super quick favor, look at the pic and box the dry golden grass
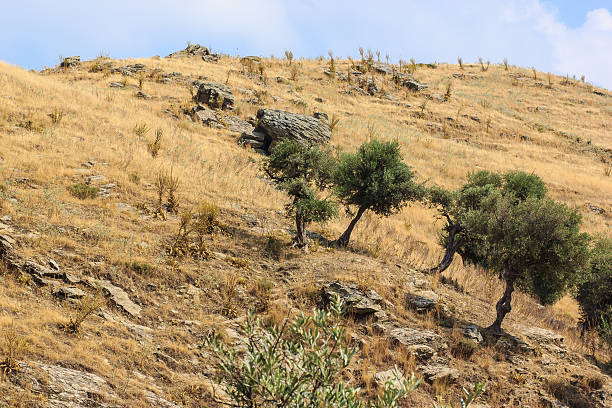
[0,53,610,406]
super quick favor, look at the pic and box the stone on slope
[195,81,234,110]
[54,286,86,300]
[87,278,141,317]
[167,43,211,58]
[389,327,447,354]
[193,105,254,134]
[421,365,460,383]
[240,108,332,153]
[321,281,386,320]
[60,56,81,68]
[405,290,439,313]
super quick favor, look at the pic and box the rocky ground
[0,45,610,407]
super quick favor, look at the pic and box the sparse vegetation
[457,57,463,70]
[147,127,163,157]
[0,327,28,376]
[68,183,99,199]
[60,294,106,334]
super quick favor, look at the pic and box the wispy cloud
[1,0,610,88]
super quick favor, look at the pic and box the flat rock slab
[54,286,86,300]
[389,327,447,353]
[193,105,254,134]
[87,278,141,317]
[406,290,439,313]
[421,365,459,383]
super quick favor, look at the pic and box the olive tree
[333,139,423,247]
[426,170,547,273]
[467,193,589,331]
[427,170,589,331]
[264,139,337,247]
[576,237,612,345]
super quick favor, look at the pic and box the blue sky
[1,1,611,88]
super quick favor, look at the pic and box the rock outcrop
[192,105,253,134]
[195,81,234,110]
[239,108,331,153]
[167,43,211,58]
[60,56,81,68]
[321,281,387,320]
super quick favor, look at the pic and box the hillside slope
[0,48,611,407]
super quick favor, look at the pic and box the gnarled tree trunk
[488,272,516,332]
[426,223,461,274]
[335,206,367,247]
[295,214,307,248]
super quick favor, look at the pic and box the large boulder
[195,81,234,110]
[240,108,331,153]
[192,105,254,134]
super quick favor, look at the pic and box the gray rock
[31,362,116,408]
[321,282,384,319]
[463,324,484,343]
[374,369,404,389]
[23,260,66,283]
[86,175,106,184]
[372,62,394,75]
[389,327,447,353]
[146,390,182,408]
[195,81,234,110]
[116,202,134,212]
[242,108,332,153]
[111,63,145,76]
[404,79,429,91]
[87,278,141,317]
[421,365,459,383]
[54,286,86,300]
[109,82,124,88]
[202,54,220,63]
[60,56,81,68]
[406,290,439,313]
[167,44,211,58]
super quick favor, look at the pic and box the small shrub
[503,58,509,71]
[0,327,28,376]
[203,295,422,408]
[252,278,273,312]
[128,173,140,184]
[451,338,478,359]
[48,109,64,125]
[457,57,464,70]
[129,261,153,275]
[443,81,453,101]
[69,183,99,199]
[329,113,340,134]
[221,273,239,318]
[532,67,537,80]
[154,171,168,217]
[478,58,490,72]
[290,64,299,81]
[60,295,106,334]
[166,168,180,214]
[604,163,611,177]
[284,50,293,64]
[147,128,163,158]
[133,122,150,138]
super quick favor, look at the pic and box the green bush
[204,296,420,408]
[576,237,612,347]
[69,183,99,199]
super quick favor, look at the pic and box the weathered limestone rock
[372,62,394,75]
[389,327,447,354]
[54,286,86,300]
[421,365,460,383]
[60,56,81,68]
[405,290,440,313]
[167,43,210,58]
[192,105,254,134]
[321,282,386,319]
[87,278,141,317]
[195,81,234,110]
[240,108,332,153]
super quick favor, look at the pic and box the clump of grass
[69,183,99,199]
[48,109,64,125]
[547,72,553,88]
[133,122,150,138]
[154,170,169,218]
[328,51,335,77]
[129,173,140,184]
[419,99,428,117]
[290,64,299,81]
[443,81,453,101]
[604,163,611,177]
[147,128,163,158]
[129,260,153,275]
[451,338,478,359]
[457,57,464,70]
[221,273,239,318]
[0,327,28,376]
[60,294,106,334]
[252,278,273,312]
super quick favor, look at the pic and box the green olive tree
[264,139,337,248]
[333,139,424,247]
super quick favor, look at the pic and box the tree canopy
[333,139,423,247]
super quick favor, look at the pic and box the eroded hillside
[0,46,611,407]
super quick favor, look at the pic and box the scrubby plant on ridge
[333,139,424,247]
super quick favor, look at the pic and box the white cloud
[1,1,610,88]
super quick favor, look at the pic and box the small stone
[109,82,125,88]
[135,91,152,100]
